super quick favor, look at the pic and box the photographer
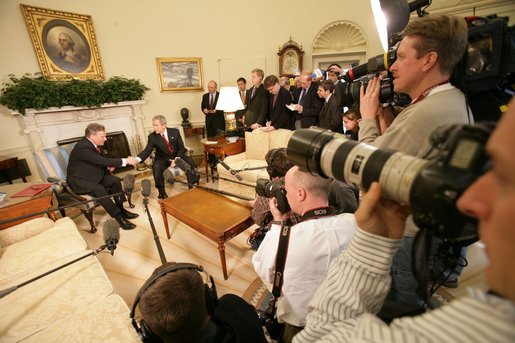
[252,166,357,342]
[293,99,515,343]
[358,15,474,307]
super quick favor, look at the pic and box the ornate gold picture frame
[156,57,203,92]
[21,4,104,80]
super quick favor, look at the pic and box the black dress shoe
[116,216,136,230]
[121,209,139,219]
[158,191,168,199]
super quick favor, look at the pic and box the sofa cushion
[244,129,270,160]
[0,254,114,342]
[0,217,87,281]
[0,217,55,247]
[269,129,294,150]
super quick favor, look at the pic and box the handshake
[126,156,139,166]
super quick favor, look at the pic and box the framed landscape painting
[156,57,203,92]
[21,5,104,80]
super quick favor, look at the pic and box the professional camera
[287,124,493,241]
[339,74,395,107]
[255,178,291,214]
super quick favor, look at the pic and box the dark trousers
[153,156,199,190]
[280,324,303,343]
[90,174,126,217]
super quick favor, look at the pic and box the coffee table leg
[204,150,209,183]
[160,202,171,239]
[218,241,228,280]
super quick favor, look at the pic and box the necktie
[299,89,306,105]
[161,133,173,155]
[273,94,278,108]
[241,91,246,104]
[251,87,256,99]
[95,146,102,154]
[209,94,214,109]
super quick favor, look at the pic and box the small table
[201,138,245,182]
[183,125,206,138]
[0,183,56,230]
[0,156,27,184]
[160,188,253,280]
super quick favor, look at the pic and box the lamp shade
[215,87,245,112]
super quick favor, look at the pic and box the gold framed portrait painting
[156,57,203,92]
[21,5,104,80]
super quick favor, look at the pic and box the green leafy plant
[0,74,150,115]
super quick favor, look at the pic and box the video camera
[286,124,493,241]
[255,178,291,214]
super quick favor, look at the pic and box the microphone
[174,157,192,173]
[218,159,243,181]
[163,169,176,185]
[123,174,136,208]
[141,179,151,198]
[103,219,120,254]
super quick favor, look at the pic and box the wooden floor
[73,176,260,309]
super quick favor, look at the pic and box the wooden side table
[183,126,206,138]
[0,183,56,230]
[0,156,27,184]
[160,188,253,279]
[201,138,246,182]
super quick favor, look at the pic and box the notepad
[11,183,53,197]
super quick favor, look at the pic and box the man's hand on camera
[355,182,411,239]
[269,197,288,222]
[359,77,381,120]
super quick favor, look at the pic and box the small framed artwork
[21,4,104,80]
[156,57,203,92]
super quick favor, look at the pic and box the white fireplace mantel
[13,100,147,155]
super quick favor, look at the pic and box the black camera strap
[267,219,292,320]
[300,206,337,222]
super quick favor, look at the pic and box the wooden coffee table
[160,188,253,279]
[0,183,56,230]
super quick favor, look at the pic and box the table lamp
[215,86,244,138]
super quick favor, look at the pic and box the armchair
[33,145,99,233]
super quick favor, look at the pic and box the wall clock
[278,38,304,77]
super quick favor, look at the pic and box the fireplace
[57,131,133,174]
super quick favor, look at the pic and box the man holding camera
[293,99,515,342]
[356,15,473,308]
[252,166,357,342]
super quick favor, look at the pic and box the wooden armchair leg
[59,208,67,218]
[82,209,97,233]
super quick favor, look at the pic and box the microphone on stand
[163,169,176,185]
[0,220,121,299]
[140,178,167,265]
[217,159,243,181]
[102,219,120,255]
[123,174,136,208]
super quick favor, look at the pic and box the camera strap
[300,206,337,222]
[268,219,293,320]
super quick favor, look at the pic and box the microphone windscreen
[163,169,175,184]
[123,174,136,193]
[103,219,120,243]
[141,179,151,197]
[174,157,192,173]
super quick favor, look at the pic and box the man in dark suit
[67,123,139,230]
[245,68,269,129]
[317,80,344,133]
[293,74,324,128]
[262,75,295,131]
[201,80,225,138]
[235,77,247,130]
[134,115,199,199]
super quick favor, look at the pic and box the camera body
[287,124,492,240]
[339,74,395,107]
[255,178,291,214]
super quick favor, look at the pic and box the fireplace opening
[57,131,134,174]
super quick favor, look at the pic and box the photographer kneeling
[252,166,357,342]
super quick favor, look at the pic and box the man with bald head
[293,74,324,129]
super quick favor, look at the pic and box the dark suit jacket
[318,94,343,133]
[201,91,221,113]
[66,137,123,193]
[245,84,269,127]
[268,87,295,130]
[137,128,187,162]
[294,84,324,128]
